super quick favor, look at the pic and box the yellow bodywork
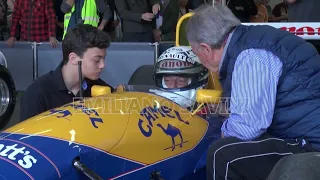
[2,12,225,167]
[4,91,209,165]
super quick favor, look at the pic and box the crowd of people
[0,0,318,46]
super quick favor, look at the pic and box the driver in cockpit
[153,46,209,110]
[153,46,223,175]
[153,46,229,118]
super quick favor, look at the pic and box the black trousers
[206,134,318,180]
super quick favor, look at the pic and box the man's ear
[199,43,213,60]
[199,43,212,53]
[69,52,79,65]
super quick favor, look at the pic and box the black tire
[128,65,156,86]
[267,152,320,180]
[0,65,16,130]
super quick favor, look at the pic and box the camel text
[63,103,104,128]
[138,105,189,137]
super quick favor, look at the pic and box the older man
[186,4,320,180]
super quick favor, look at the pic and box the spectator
[155,0,171,31]
[0,0,8,40]
[115,0,160,42]
[226,0,258,22]
[60,0,110,39]
[55,0,64,41]
[7,0,58,48]
[250,0,268,22]
[285,0,320,22]
[272,0,288,22]
[263,0,273,20]
[6,0,19,40]
[98,0,119,41]
[154,0,193,42]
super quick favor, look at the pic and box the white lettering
[158,53,197,64]
[160,60,192,68]
[0,143,37,169]
[18,152,37,169]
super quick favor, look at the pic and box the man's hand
[152,3,161,15]
[153,29,162,42]
[98,20,108,31]
[56,21,64,29]
[141,13,155,21]
[98,25,104,30]
[49,36,58,48]
[112,20,120,28]
[7,0,15,11]
[6,37,16,47]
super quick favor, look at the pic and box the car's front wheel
[0,65,16,130]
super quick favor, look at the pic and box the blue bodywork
[0,115,221,180]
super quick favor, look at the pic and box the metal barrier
[1,41,175,91]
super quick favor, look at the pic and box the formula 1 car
[0,84,222,180]
[1,11,319,180]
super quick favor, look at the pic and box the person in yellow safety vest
[60,0,112,39]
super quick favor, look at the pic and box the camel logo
[138,106,189,151]
[45,109,72,120]
[156,123,187,151]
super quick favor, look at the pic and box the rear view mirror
[192,89,223,116]
[91,85,112,97]
[196,89,223,104]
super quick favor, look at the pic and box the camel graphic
[157,123,184,151]
[46,109,72,120]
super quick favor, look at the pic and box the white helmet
[153,46,208,108]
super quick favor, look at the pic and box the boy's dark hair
[62,24,111,64]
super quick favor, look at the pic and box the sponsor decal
[47,102,104,129]
[158,49,197,64]
[280,26,320,36]
[0,143,37,169]
[159,60,193,69]
[138,105,189,151]
[65,103,104,128]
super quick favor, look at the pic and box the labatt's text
[0,143,37,169]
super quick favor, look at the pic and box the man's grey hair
[186,4,241,49]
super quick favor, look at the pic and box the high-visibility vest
[63,0,100,39]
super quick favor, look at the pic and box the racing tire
[128,65,156,86]
[0,65,16,130]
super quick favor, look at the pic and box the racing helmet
[153,46,208,107]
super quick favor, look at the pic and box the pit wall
[1,42,175,91]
